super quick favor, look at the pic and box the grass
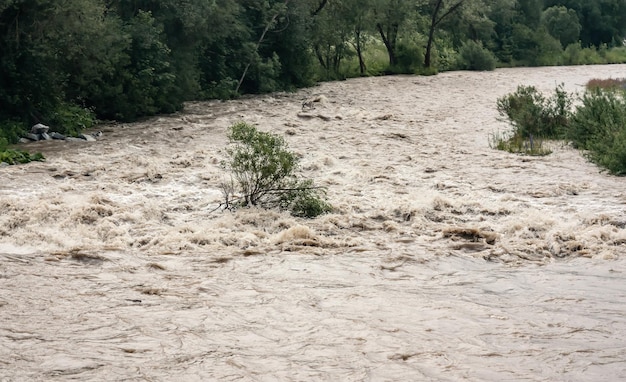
[489,131,552,156]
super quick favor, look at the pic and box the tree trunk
[236,0,290,94]
[424,0,465,68]
[376,23,398,67]
[355,30,366,75]
[314,45,327,69]
[424,0,443,68]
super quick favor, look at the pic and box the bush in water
[222,122,331,217]
[495,83,626,174]
[570,88,626,175]
[494,84,570,156]
[0,138,44,165]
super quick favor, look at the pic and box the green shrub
[569,89,626,150]
[279,179,332,218]
[0,120,28,144]
[0,147,44,165]
[561,43,614,65]
[457,40,497,71]
[497,83,626,174]
[584,126,626,175]
[497,85,545,138]
[416,66,439,76]
[496,84,571,140]
[494,84,572,156]
[569,88,626,174]
[534,33,564,66]
[203,78,239,100]
[0,132,45,165]
[49,103,97,137]
[223,122,331,217]
[488,130,552,156]
[391,42,422,74]
[435,42,460,72]
[600,46,626,64]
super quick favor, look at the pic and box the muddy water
[1,65,626,380]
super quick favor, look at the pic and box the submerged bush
[0,149,45,165]
[222,122,331,217]
[494,84,571,155]
[488,131,552,156]
[0,138,44,165]
[496,84,571,140]
[496,82,626,174]
[570,88,626,174]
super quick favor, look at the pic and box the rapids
[1,65,625,380]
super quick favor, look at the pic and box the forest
[1,0,626,147]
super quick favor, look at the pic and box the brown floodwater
[1,65,625,381]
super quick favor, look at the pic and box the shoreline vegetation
[493,78,626,174]
[2,1,626,171]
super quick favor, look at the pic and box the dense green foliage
[497,84,571,139]
[569,89,626,174]
[223,122,331,217]
[0,137,44,165]
[457,40,498,71]
[496,84,626,174]
[492,85,566,155]
[2,0,626,150]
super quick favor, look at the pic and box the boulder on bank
[31,123,50,134]
[79,133,97,142]
[20,129,101,143]
[26,133,40,141]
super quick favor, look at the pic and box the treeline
[1,0,626,144]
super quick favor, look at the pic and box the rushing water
[1,65,626,380]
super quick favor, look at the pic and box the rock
[40,132,52,140]
[19,138,30,144]
[50,132,66,140]
[65,137,85,142]
[31,123,49,134]
[0,162,9,167]
[79,133,97,142]
[26,133,40,141]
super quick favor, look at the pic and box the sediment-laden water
[1,65,625,381]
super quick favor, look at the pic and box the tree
[372,0,414,67]
[544,0,626,47]
[0,0,120,135]
[223,122,331,217]
[225,0,315,94]
[542,6,581,48]
[422,0,466,68]
[310,5,351,78]
[446,0,495,44]
[235,0,291,93]
[488,0,517,63]
[515,0,542,28]
[80,9,180,121]
[340,0,375,75]
[309,0,372,78]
